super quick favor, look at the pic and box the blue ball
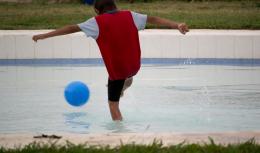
[64,81,90,107]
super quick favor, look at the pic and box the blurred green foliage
[0,0,259,29]
[1,138,260,153]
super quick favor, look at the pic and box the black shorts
[107,79,126,102]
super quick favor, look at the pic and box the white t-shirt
[78,11,147,40]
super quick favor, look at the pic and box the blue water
[0,63,260,134]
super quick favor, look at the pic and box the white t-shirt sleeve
[131,11,147,31]
[78,17,99,40]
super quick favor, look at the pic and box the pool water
[0,64,260,134]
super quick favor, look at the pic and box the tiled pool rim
[0,30,260,60]
[1,132,260,148]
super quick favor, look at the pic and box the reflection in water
[102,121,132,133]
[63,112,90,133]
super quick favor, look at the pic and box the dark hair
[94,0,117,14]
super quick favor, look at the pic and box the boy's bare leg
[108,102,122,121]
[121,77,133,97]
[108,77,133,121]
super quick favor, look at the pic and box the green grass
[1,138,260,153]
[0,1,260,29]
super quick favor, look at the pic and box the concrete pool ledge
[1,132,260,148]
[0,29,260,60]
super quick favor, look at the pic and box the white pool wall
[0,29,260,59]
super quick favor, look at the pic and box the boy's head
[94,0,117,15]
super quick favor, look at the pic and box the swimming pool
[0,61,260,134]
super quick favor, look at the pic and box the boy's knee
[109,101,119,108]
[124,77,133,88]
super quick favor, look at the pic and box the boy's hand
[32,25,81,42]
[177,23,189,35]
[32,34,45,42]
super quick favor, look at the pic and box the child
[32,0,189,121]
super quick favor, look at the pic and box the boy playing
[32,0,189,121]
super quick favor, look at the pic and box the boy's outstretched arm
[32,25,81,42]
[147,16,189,34]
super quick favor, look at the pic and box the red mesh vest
[95,11,141,80]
